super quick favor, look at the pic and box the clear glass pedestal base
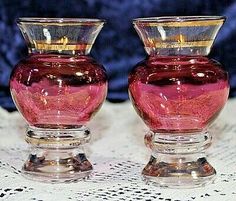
[22,126,92,183]
[143,131,216,188]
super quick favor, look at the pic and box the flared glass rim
[16,17,105,24]
[133,16,226,23]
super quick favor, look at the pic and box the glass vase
[10,18,107,182]
[129,16,229,188]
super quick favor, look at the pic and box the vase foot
[22,126,92,183]
[142,155,216,188]
[22,152,92,183]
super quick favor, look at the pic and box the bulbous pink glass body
[129,56,229,133]
[10,54,107,129]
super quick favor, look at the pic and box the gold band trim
[135,20,224,27]
[25,136,89,146]
[146,40,213,48]
[34,43,92,51]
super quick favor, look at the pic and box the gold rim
[134,16,225,27]
[17,17,105,26]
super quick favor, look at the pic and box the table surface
[0,100,236,201]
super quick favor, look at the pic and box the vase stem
[143,131,216,188]
[22,126,93,182]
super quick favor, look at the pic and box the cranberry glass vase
[129,16,229,187]
[10,18,107,182]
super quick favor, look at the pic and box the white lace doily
[0,100,236,201]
